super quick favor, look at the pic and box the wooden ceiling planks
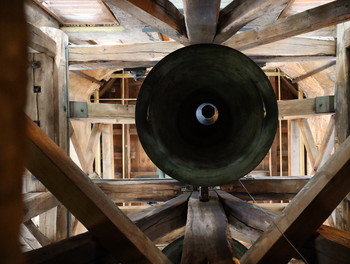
[182,0,220,44]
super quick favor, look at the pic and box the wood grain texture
[23,192,60,221]
[103,0,188,44]
[241,135,350,264]
[181,192,235,264]
[215,0,289,44]
[27,23,56,57]
[334,23,350,231]
[129,192,190,241]
[183,0,220,44]
[224,0,350,50]
[25,116,171,264]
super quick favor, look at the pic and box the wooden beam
[301,225,350,264]
[68,38,334,64]
[313,115,335,172]
[94,176,310,202]
[240,135,350,264]
[219,191,350,264]
[334,23,350,231]
[181,191,235,264]
[70,71,104,86]
[95,179,182,202]
[103,0,188,44]
[182,0,220,44]
[27,23,56,57]
[102,124,114,179]
[217,190,278,244]
[24,232,107,264]
[297,118,317,170]
[99,78,116,97]
[215,0,289,44]
[23,192,60,221]
[24,0,59,28]
[25,116,171,264]
[23,220,51,247]
[224,0,350,50]
[84,123,103,171]
[0,0,27,262]
[278,96,335,120]
[70,101,135,124]
[291,61,336,83]
[129,192,190,241]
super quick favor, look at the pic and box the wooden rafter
[215,0,289,44]
[182,0,220,44]
[291,61,336,83]
[103,0,188,45]
[240,135,350,263]
[224,0,350,50]
[25,116,171,264]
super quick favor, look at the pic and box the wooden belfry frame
[1,1,350,264]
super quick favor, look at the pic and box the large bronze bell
[136,44,278,186]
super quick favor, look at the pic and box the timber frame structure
[1,0,350,264]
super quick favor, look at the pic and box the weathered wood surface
[102,124,115,179]
[94,176,310,202]
[278,96,334,120]
[68,38,334,64]
[182,0,220,44]
[334,23,350,231]
[0,1,27,263]
[217,190,277,244]
[98,0,188,44]
[27,23,56,57]
[25,116,171,264]
[23,192,60,221]
[94,178,183,202]
[241,135,350,264]
[181,192,235,264]
[291,61,336,83]
[215,0,289,44]
[129,192,190,241]
[23,220,51,247]
[24,0,59,28]
[224,0,350,50]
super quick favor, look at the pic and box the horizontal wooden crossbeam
[93,176,310,202]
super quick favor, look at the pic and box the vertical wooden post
[41,27,70,241]
[0,0,27,263]
[334,22,350,231]
[102,124,115,179]
[288,120,300,176]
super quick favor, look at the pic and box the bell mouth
[136,44,278,186]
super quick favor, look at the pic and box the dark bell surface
[136,44,278,186]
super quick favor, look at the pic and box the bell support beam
[224,0,350,50]
[103,0,188,45]
[25,115,171,264]
[215,0,289,44]
[240,135,350,264]
[93,176,310,203]
[182,0,220,44]
[181,191,236,264]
